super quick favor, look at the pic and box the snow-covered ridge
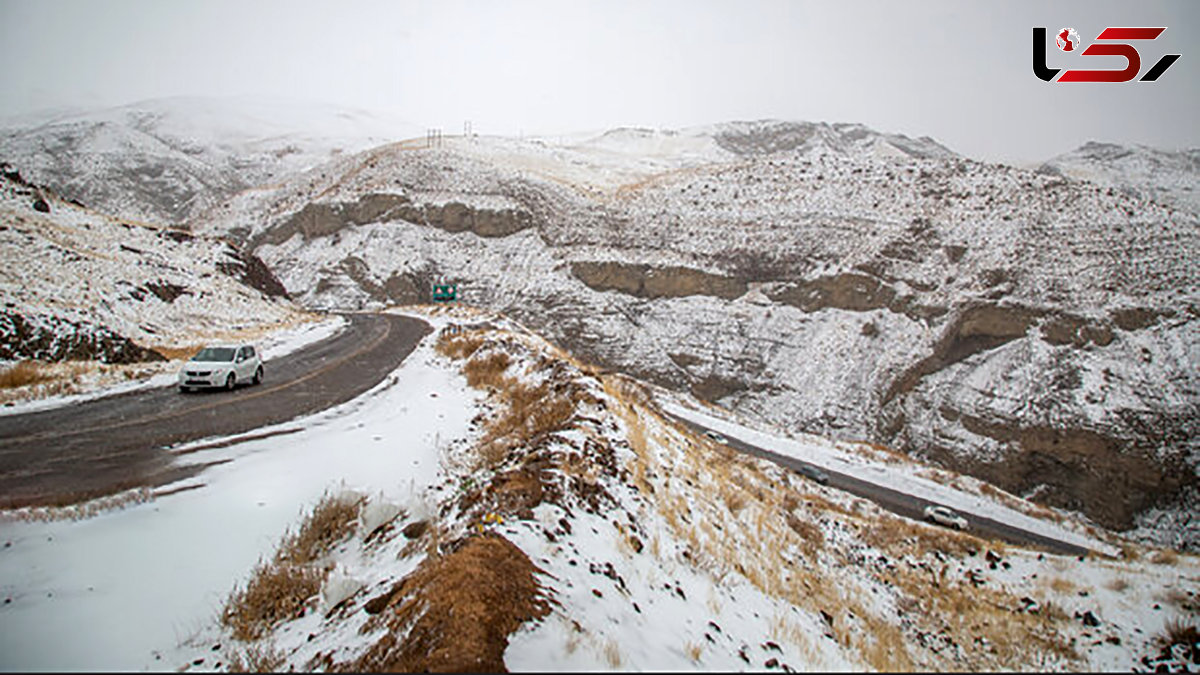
[0,96,424,226]
[191,121,1199,549]
[4,307,1194,672]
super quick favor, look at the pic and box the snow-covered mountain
[191,122,1199,550]
[7,308,1195,672]
[0,97,422,227]
[1038,141,1200,216]
[0,162,301,366]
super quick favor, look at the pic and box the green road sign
[432,284,457,303]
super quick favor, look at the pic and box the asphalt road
[668,414,1092,557]
[0,313,431,509]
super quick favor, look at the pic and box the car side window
[246,346,255,358]
[236,347,247,362]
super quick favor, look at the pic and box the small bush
[1150,549,1179,565]
[462,351,511,389]
[222,492,361,641]
[222,560,323,641]
[278,491,362,565]
[435,330,486,360]
[0,360,55,388]
[1158,617,1199,652]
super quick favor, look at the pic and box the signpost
[432,283,457,303]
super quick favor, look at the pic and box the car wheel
[253,366,263,385]
[225,373,236,390]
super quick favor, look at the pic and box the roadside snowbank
[0,316,477,670]
[661,398,1121,558]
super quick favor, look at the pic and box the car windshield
[191,347,236,362]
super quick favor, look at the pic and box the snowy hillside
[191,122,1200,551]
[1038,142,1200,216]
[0,162,310,402]
[0,97,422,227]
[3,308,1194,672]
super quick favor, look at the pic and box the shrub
[0,360,55,388]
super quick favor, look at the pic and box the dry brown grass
[277,491,362,565]
[434,329,487,360]
[153,344,204,361]
[0,360,56,388]
[349,534,552,672]
[1105,576,1130,593]
[222,492,362,641]
[1159,617,1199,650]
[222,559,324,641]
[861,515,980,559]
[1047,576,1077,595]
[462,351,511,389]
[1150,549,1179,565]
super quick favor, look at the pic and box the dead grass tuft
[0,360,56,388]
[222,492,361,641]
[278,491,363,565]
[221,559,324,641]
[434,329,487,360]
[1105,576,1129,593]
[462,351,511,389]
[1150,549,1179,565]
[1159,617,1199,650]
[350,534,552,672]
[862,516,979,559]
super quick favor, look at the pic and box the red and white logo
[1056,27,1080,51]
[1033,26,1181,82]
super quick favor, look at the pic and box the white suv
[178,344,263,392]
[923,504,968,530]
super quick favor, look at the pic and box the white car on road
[179,344,263,392]
[923,504,968,530]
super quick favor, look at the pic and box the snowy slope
[1039,141,1200,216]
[0,97,422,226]
[193,123,1200,550]
[2,308,1194,672]
[0,163,317,406]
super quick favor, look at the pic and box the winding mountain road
[667,414,1094,557]
[0,313,430,509]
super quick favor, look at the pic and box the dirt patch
[258,193,534,248]
[0,311,165,364]
[926,413,1195,531]
[571,260,747,300]
[884,302,1041,403]
[216,244,290,299]
[349,534,552,673]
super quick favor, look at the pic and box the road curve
[668,414,1092,557]
[0,313,431,509]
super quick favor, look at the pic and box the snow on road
[0,315,478,671]
[660,397,1121,558]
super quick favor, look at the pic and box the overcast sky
[0,0,1195,164]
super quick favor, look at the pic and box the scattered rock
[765,657,779,669]
[401,520,428,539]
[763,641,782,652]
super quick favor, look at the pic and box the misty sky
[0,0,1195,164]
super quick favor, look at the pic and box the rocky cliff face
[190,123,1197,550]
